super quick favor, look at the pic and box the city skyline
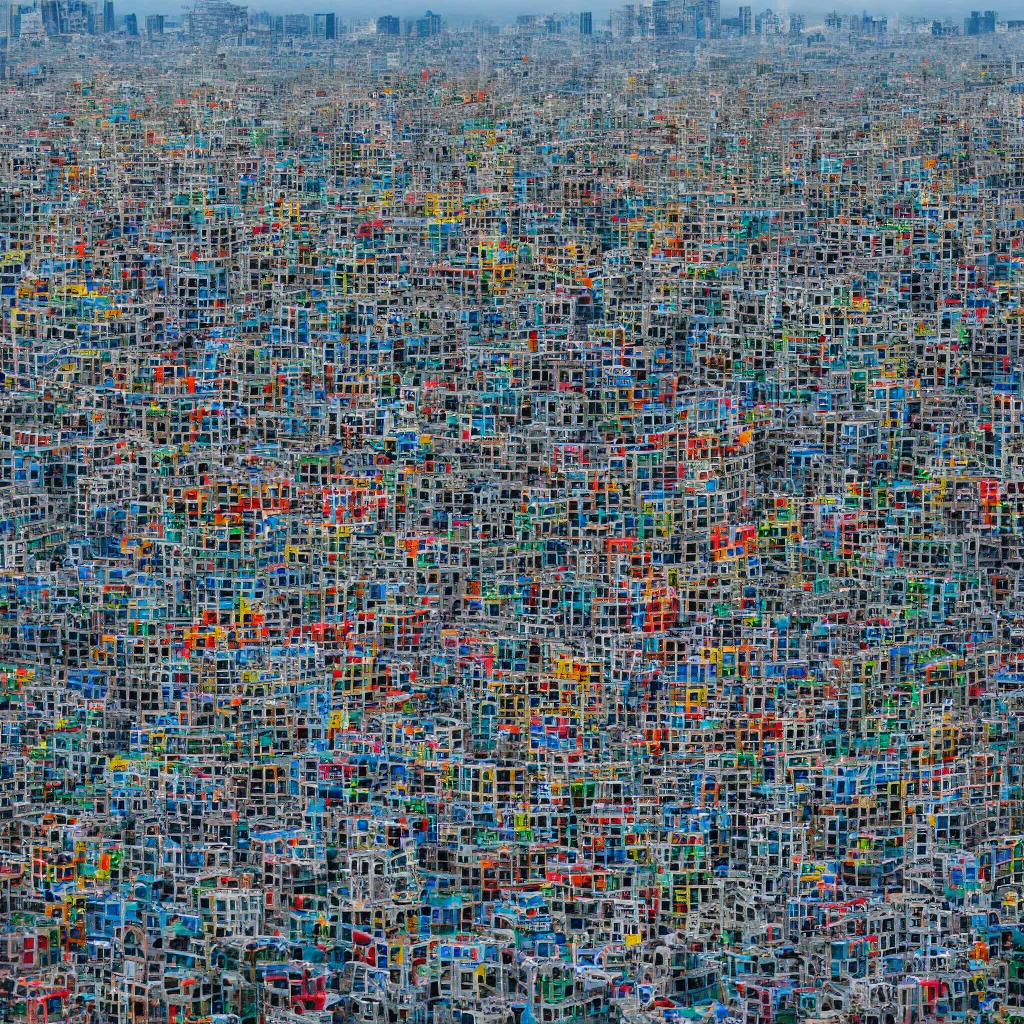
[4,0,1006,27]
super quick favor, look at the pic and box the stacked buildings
[0,15,1017,1024]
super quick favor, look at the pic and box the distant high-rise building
[579,10,592,33]
[755,7,779,34]
[965,9,996,33]
[788,11,803,34]
[847,13,885,35]
[18,6,44,36]
[738,4,751,33]
[704,0,720,36]
[689,3,706,37]
[102,0,114,30]
[284,12,309,34]
[146,13,164,38]
[611,4,642,38]
[313,11,335,37]
[123,10,136,33]
[187,0,247,41]
[38,0,95,34]
[40,0,61,35]
[636,0,717,39]
[652,0,670,36]
[376,14,399,34]
[67,0,95,33]
[415,9,441,36]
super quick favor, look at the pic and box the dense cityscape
[0,8,1018,1024]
